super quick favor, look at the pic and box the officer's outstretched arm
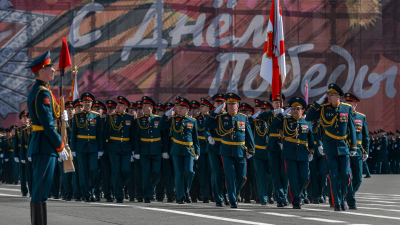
[305,102,322,122]
[270,113,284,129]
[192,121,200,156]
[257,110,273,122]
[244,117,255,154]
[36,90,64,152]
[347,109,358,152]
[158,114,172,130]
[362,117,369,153]
[204,113,218,129]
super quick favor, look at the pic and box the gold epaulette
[39,86,49,91]
[153,115,160,117]
[341,102,352,107]
[238,113,247,116]
[90,111,100,115]
[321,103,331,107]
[23,126,31,131]
[355,111,366,117]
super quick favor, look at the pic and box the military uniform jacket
[204,113,224,155]
[311,119,323,158]
[19,126,31,160]
[27,80,64,157]
[378,135,388,154]
[13,126,24,159]
[67,119,72,145]
[134,114,166,155]
[249,116,269,161]
[271,114,314,161]
[204,112,255,158]
[258,110,283,153]
[159,114,200,157]
[71,110,103,153]
[103,112,135,153]
[348,112,369,156]
[306,102,357,156]
[195,113,208,154]
[0,135,3,155]
[4,137,13,159]
[395,136,400,158]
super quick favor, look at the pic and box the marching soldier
[305,83,357,211]
[251,100,274,205]
[205,94,229,207]
[26,51,70,224]
[14,111,30,196]
[61,101,74,201]
[344,93,369,209]
[103,96,135,203]
[127,101,137,202]
[71,99,84,201]
[133,96,166,203]
[135,100,144,202]
[19,113,33,197]
[271,97,314,209]
[204,93,255,208]
[377,130,391,174]
[71,93,103,203]
[159,97,200,204]
[189,100,201,202]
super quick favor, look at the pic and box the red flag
[59,37,72,70]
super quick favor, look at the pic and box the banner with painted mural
[0,0,399,131]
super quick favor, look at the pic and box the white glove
[134,154,140,160]
[58,158,62,162]
[377,147,380,150]
[362,154,369,162]
[246,153,253,159]
[318,146,325,155]
[350,151,357,157]
[21,160,26,164]
[62,110,68,123]
[316,94,327,105]
[273,108,284,115]
[165,107,174,116]
[98,152,103,159]
[132,151,135,156]
[162,152,169,159]
[130,155,134,162]
[251,111,261,119]
[308,154,313,162]
[5,158,9,162]
[28,157,32,162]
[14,157,19,163]
[282,108,291,116]
[395,144,398,148]
[58,148,69,161]
[0,154,3,158]
[195,155,199,161]
[214,104,224,114]
[278,143,283,150]
[207,136,215,145]
[72,152,76,157]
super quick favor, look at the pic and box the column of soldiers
[3,51,400,224]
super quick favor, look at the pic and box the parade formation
[0,50,398,225]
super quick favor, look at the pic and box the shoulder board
[321,103,331,107]
[90,111,100,115]
[238,113,247,116]
[355,111,366,117]
[39,86,49,91]
[341,102,352,107]
[153,115,160,117]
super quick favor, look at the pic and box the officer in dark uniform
[155,102,175,202]
[133,96,166,203]
[306,83,357,211]
[251,100,274,205]
[103,96,135,203]
[204,93,255,208]
[71,99,84,201]
[136,100,144,117]
[189,100,201,202]
[343,93,369,209]
[19,113,33,197]
[71,93,103,203]
[377,130,390,174]
[26,51,70,224]
[14,111,30,196]
[104,100,118,202]
[271,97,314,209]
[134,100,144,201]
[128,102,138,118]
[126,101,137,201]
[3,127,15,184]
[61,101,74,202]
[159,97,200,204]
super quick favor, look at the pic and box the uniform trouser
[283,159,308,205]
[76,152,99,199]
[127,161,135,200]
[141,154,161,199]
[12,153,19,183]
[222,156,246,204]
[19,162,28,195]
[197,153,211,198]
[254,157,273,203]
[394,158,400,174]
[134,158,144,199]
[155,157,174,200]
[100,153,113,200]
[268,151,289,203]
[309,156,326,201]
[209,152,226,203]
[31,154,56,202]
[241,157,258,201]
[189,160,200,199]
[346,155,363,206]
[109,151,131,200]
[363,160,371,176]
[51,161,62,197]
[62,170,73,199]
[25,160,33,195]
[377,152,391,174]
[72,157,82,199]
[326,154,350,207]
[93,159,102,198]
[172,155,195,201]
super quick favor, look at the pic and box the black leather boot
[32,202,47,225]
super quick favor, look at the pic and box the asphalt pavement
[0,174,399,225]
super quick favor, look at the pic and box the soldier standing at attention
[133,96,166,203]
[71,99,84,201]
[134,100,144,202]
[377,130,390,174]
[25,51,70,224]
[344,93,369,209]
[71,93,103,203]
[103,96,135,203]
[305,83,357,211]
[159,97,200,204]
[61,101,74,201]
[19,113,33,197]
[204,93,255,208]
[14,111,30,196]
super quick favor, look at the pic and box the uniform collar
[229,112,237,117]
[331,102,341,108]
[36,79,50,88]
[292,115,301,120]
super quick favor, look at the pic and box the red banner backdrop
[0,0,399,132]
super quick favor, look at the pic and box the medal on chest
[354,119,362,132]
[301,124,309,133]
[154,121,159,128]
[89,119,96,126]
[339,113,348,123]
[125,120,131,126]
[237,121,245,131]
